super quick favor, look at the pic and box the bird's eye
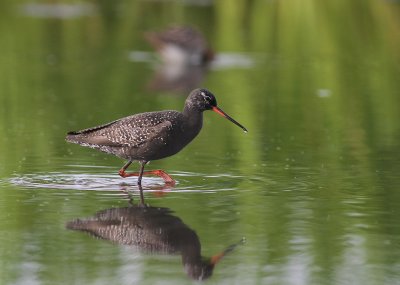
[200,91,211,102]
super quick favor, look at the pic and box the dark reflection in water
[147,64,209,95]
[66,187,244,281]
[144,26,213,94]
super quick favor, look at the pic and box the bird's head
[185,88,217,111]
[185,88,248,133]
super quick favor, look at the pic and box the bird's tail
[65,132,81,144]
[66,218,93,230]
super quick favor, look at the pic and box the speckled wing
[66,111,179,149]
[66,119,123,146]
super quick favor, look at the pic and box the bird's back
[66,110,199,161]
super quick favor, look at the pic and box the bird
[144,26,213,94]
[144,25,214,67]
[66,203,245,280]
[66,88,247,185]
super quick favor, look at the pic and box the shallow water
[1,1,400,284]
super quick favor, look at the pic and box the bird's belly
[134,143,181,161]
[128,131,195,161]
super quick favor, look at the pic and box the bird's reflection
[147,64,209,95]
[66,186,243,281]
[144,25,213,94]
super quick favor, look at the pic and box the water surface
[1,1,400,284]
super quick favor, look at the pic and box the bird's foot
[118,169,175,185]
[119,169,133,178]
[147,170,176,185]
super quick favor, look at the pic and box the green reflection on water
[0,0,399,284]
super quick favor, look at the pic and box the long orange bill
[210,237,246,266]
[212,106,248,133]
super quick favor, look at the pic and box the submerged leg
[118,160,175,185]
[137,184,145,206]
[137,161,146,186]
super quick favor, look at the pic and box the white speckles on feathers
[66,90,210,162]
[66,111,181,157]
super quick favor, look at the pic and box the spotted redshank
[66,88,247,185]
[145,25,214,66]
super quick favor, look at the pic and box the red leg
[119,169,175,185]
[144,170,175,185]
[118,161,175,185]
[119,168,138,177]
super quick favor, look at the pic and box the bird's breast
[130,118,202,161]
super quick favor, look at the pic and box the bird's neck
[183,105,203,122]
[182,105,203,135]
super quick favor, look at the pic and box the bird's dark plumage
[66,88,247,185]
[67,111,185,161]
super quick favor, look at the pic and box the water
[1,1,400,284]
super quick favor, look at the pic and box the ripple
[9,172,132,191]
[8,171,246,193]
